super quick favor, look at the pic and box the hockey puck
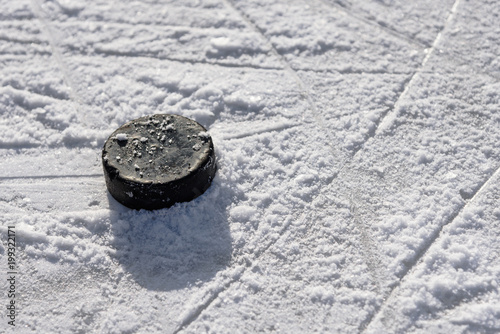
[102,114,216,210]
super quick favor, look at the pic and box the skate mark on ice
[0,35,46,46]
[0,85,71,109]
[30,0,84,106]
[173,213,304,333]
[172,267,245,334]
[65,45,284,71]
[0,142,42,150]
[0,50,52,57]
[354,0,464,331]
[222,0,345,162]
[332,0,463,179]
[0,174,102,181]
[400,163,500,286]
[375,0,462,137]
[363,162,500,332]
[365,172,498,328]
[52,18,247,35]
[315,0,428,49]
[29,0,95,128]
[0,14,35,22]
[85,47,418,76]
[300,67,414,75]
[205,3,388,333]
[221,122,300,140]
[349,193,387,295]
[0,140,101,150]
[353,0,461,164]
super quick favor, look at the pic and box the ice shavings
[198,131,210,139]
[115,133,128,141]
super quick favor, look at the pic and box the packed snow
[1,0,500,333]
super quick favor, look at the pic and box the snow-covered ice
[1,0,500,333]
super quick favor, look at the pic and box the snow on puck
[102,114,217,210]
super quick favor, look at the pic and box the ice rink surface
[1,0,500,333]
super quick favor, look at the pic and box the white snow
[115,133,128,141]
[1,0,500,333]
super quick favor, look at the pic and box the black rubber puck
[102,114,216,210]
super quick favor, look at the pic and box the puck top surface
[102,114,216,210]
[103,114,212,184]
